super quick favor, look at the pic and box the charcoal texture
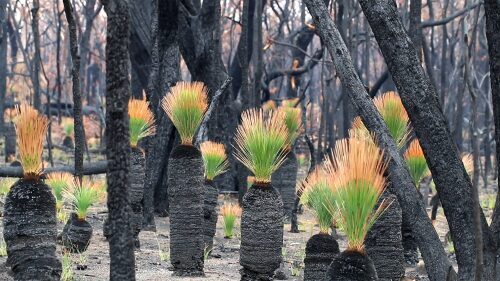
[203,180,218,252]
[3,179,61,280]
[327,250,378,281]
[304,233,340,281]
[365,190,404,280]
[62,212,93,253]
[4,122,15,162]
[271,152,297,219]
[129,147,145,248]
[62,136,74,149]
[402,221,419,265]
[240,184,284,280]
[168,145,205,276]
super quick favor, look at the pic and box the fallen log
[0,161,108,178]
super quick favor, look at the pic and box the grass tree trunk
[4,122,15,162]
[203,179,218,253]
[168,145,205,276]
[365,190,405,280]
[327,251,378,281]
[62,212,93,253]
[129,147,145,248]
[271,151,297,220]
[62,136,74,149]
[3,179,61,280]
[240,184,284,280]
[303,233,339,281]
[402,221,419,265]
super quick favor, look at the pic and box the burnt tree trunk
[31,0,41,111]
[240,184,284,280]
[302,0,455,280]
[4,122,15,162]
[3,179,61,280]
[203,179,219,252]
[271,151,298,220]
[129,147,145,248]
[0,0,6,136]
[103,0,136,279]
[303,233,339,281]
[365,190,404,280]
[63,0,86,182]
[168,145,205,276]
[327,251,378,281]
[62,212,93,253]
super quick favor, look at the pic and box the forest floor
[0,133,497,280]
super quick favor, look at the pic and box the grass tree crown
[299,168,336,234]
[200,141,229,181]
[234,108,290,184]
[161,81,209,145]
[324,137,390,253]
[277,106,302,149]
[129,97,156,147]
[404,139,429,187]
[45,172,73,209]
[63,179,102,220]
[13,104,49,178]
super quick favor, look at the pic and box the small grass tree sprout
[220,202,242,238]
[63,179,101,220]
[45,172,73,211]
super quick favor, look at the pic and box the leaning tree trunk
[4,122,15,162]
[271,151,297,220]
[129,147,145,248]
[303,233,340,281]
[168,144,204,276]
[3,178,61,280]
[62,212,93,253]
[203,179,218,253]
[240,183,284,280]
[327,250,378,281]
[365,190,404,280]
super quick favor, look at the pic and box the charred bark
[168,145,205,276]
[240,184,284,280]
[271,151,298,220]
[327,251,378,281]
[303,233,339,281]
[129,147,145,248]
[62,212,93,253]
[203,179,219,252]
[4,122,15,162]
[3,179,61,280]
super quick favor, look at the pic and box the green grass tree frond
[200,141,229,181]
[233,108,289,183]
[220,202,242,238]
[161,81,208,145]
[45,172,73,210]
[129,97,156,147]
[63,179,102,220]
[325,137,390,253]
[0,178,16,196]
[62,118,74,138]
[278,106,302,149]
[373,91,411,147]
[299,168,336,234]
[404,139,429,187]
[13,104,49,178]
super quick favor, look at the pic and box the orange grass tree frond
[233,108,289,183]
[129,97,156,147]
[325,137,389,252]
[261,100,277,112]
[161,81,208,145]
[373,91,411,148]
[14,104,49,178]
[278,106,302,148]
[404,139,429,187]
[200,141,229,181]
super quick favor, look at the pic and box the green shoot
[129,97,156,147]
[63,179,101,220]
[45,172,73,210]
[278,106,302,148]
[221,202,242,239]
[200,141,229,181]
[0,178,16,196]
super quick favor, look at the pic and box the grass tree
[128,97,155,248]
[271,104,302,220]
[200,141,229,252]
[405,139,429,188]
[62,118,75,149]
[45,172,73,212]
[61,179,101,252]
[220,202,242,239]
[299,168,339,281]
[325,138,390,281]
[3,104,61,280]
[161,81,208,276]
[234,108,289,280]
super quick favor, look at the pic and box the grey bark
[365,191,404,280]
[3,179,61,280]
[303,233,339,281]
[102,0,136,279]
[62,212,93,253]
[168,145,205,276]
[63,0,86,182]
[302,0,455,280]
[129,147,145,248]
[271,151,298,220]
[240,184,284,280]
[203,180,219,252]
